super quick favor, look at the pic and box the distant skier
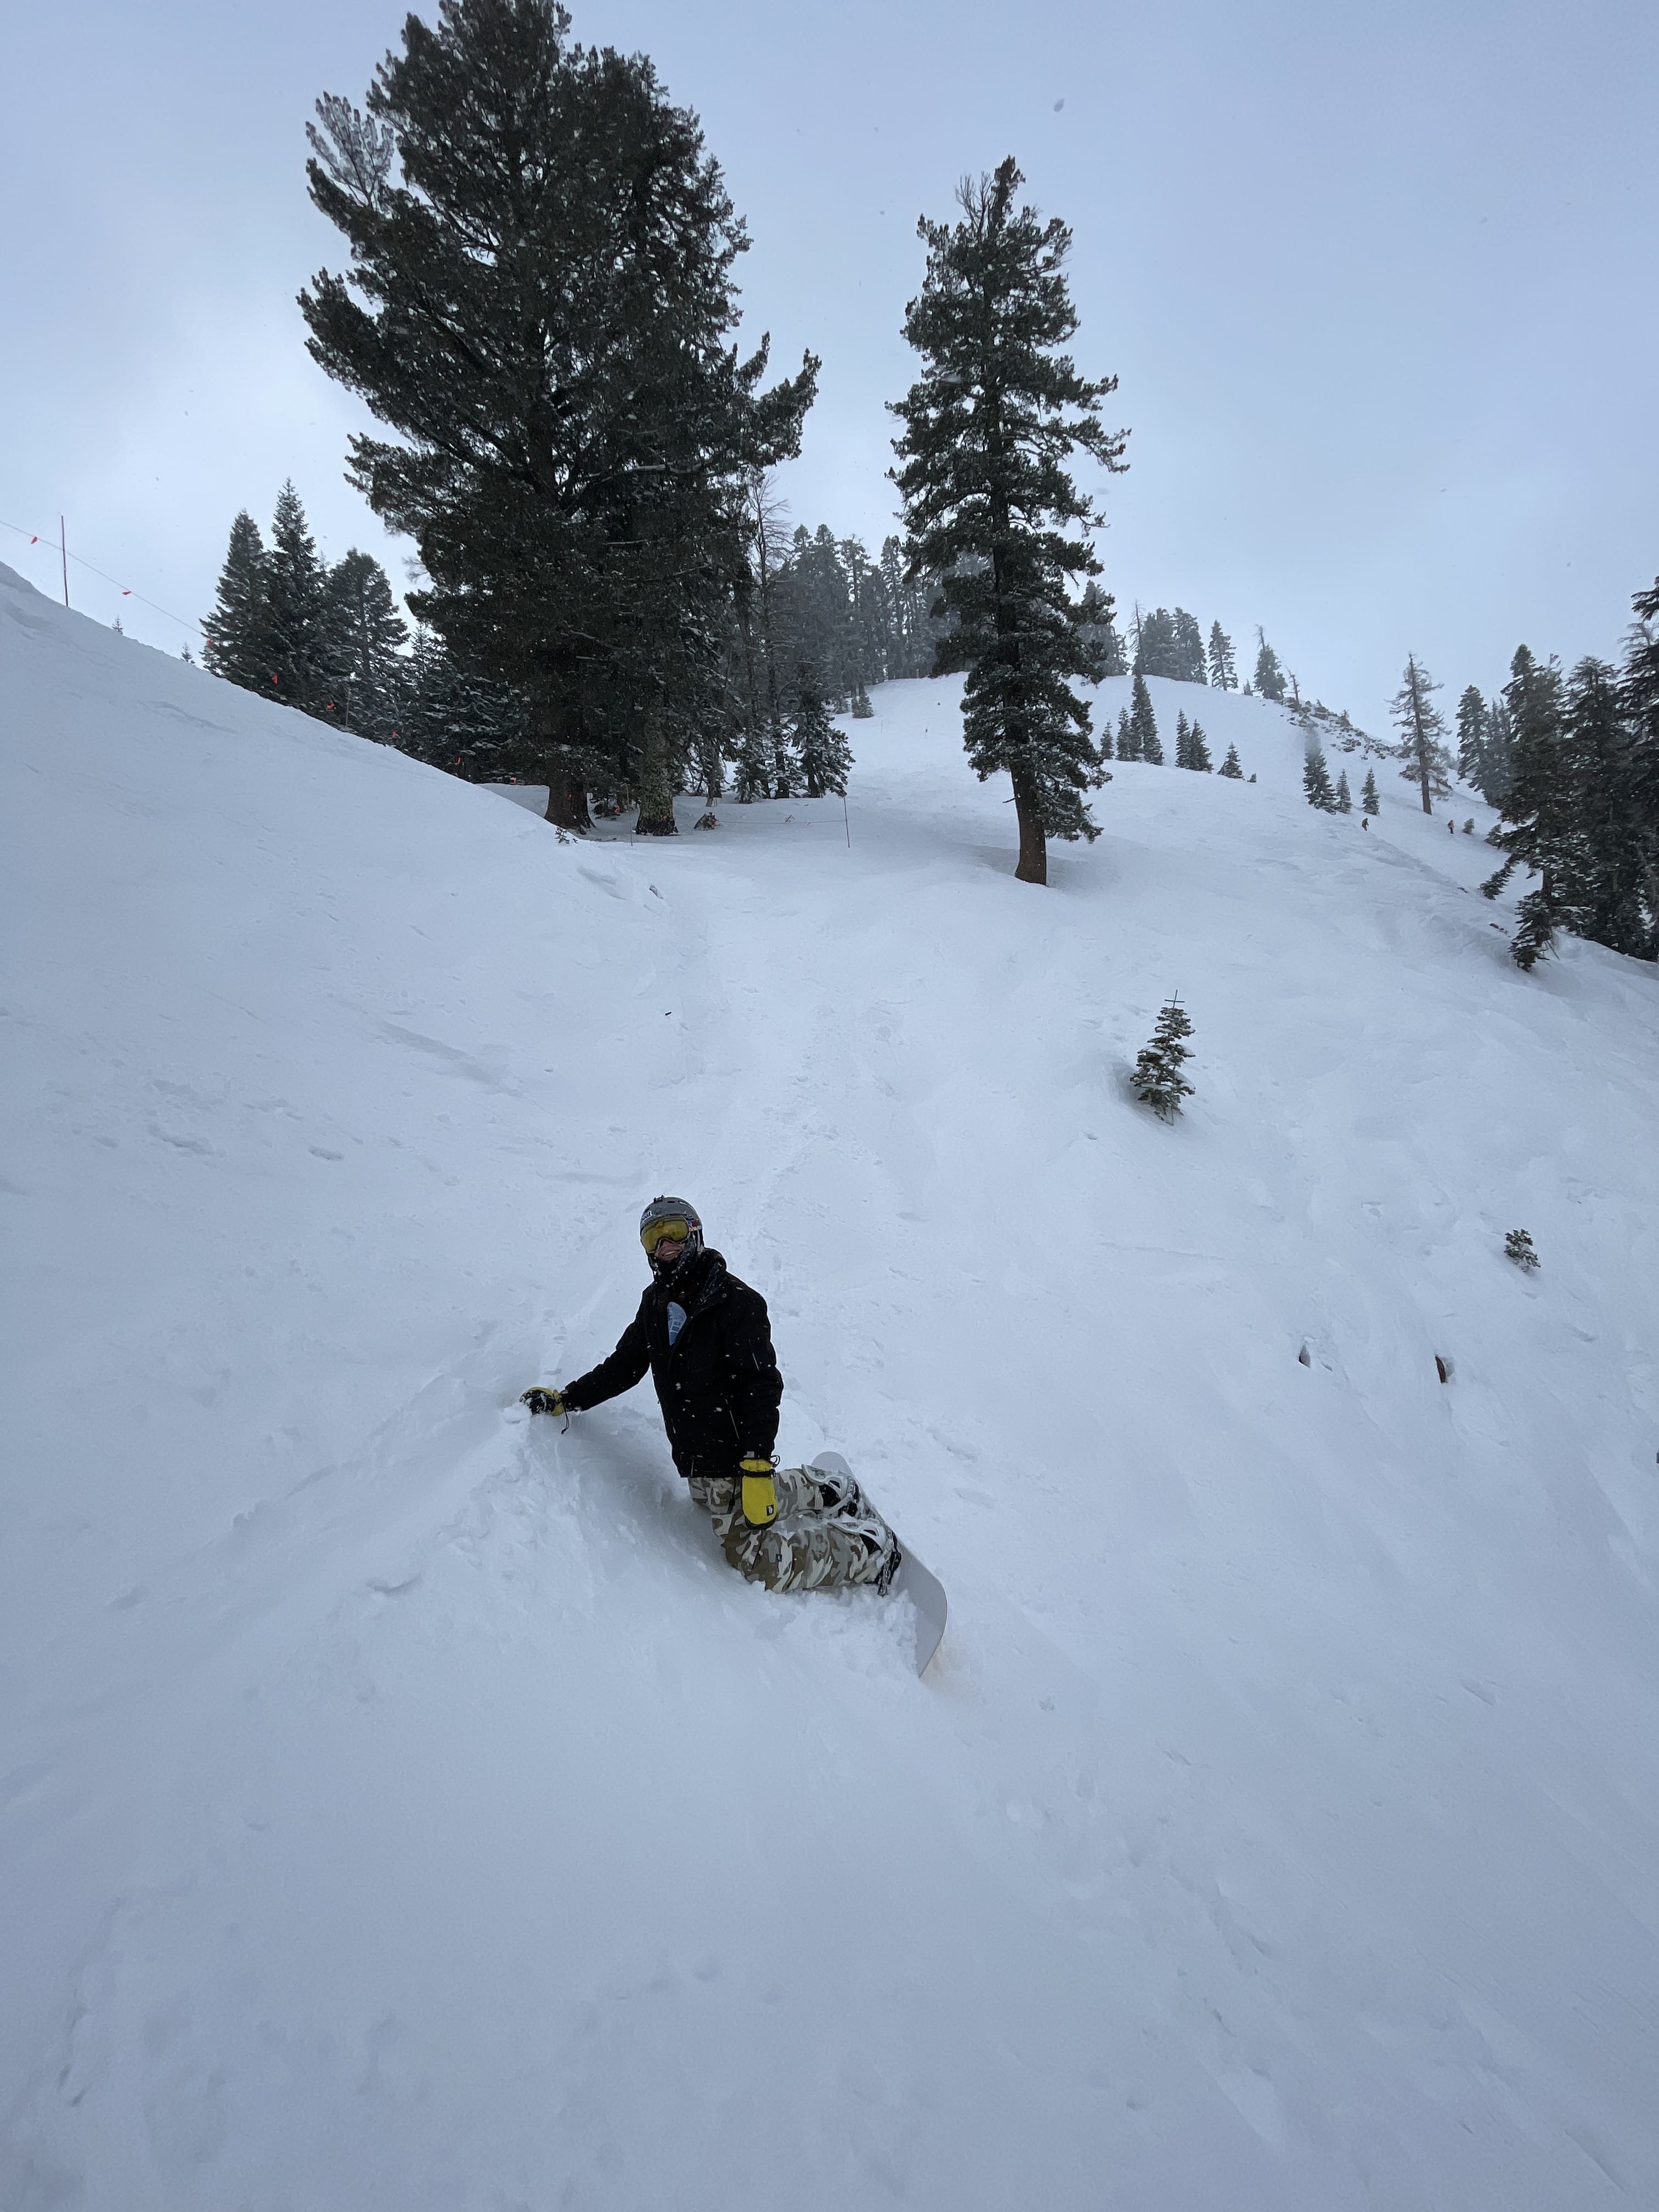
[522,1197,901,1594]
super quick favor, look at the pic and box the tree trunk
[1012,777,1047,884]
[544,768,590,832]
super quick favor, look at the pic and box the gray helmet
[639,1195,704,1276]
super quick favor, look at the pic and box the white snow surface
[4,560,1658,2210]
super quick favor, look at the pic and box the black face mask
[649,1240,697,1284]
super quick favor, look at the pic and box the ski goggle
[640,1215,693,1256]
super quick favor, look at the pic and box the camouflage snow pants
[688,1464,898,1593]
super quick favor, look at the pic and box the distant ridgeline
[1127,604,1381,746]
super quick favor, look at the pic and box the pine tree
[201,510,273,692]
[1128,671,1161,763]
[302,3,817,832]
[1303,746,1336,810]
[264,481,331,714]
[731,712,774,802]
[1175,709,1191,768]
[1207,621,1237,690]
[1188,719,1212,772]
[1455,684,1488,789]
[891,157,1127,883]
[1505,1227,1539,1272]
[1133,607,1178,680]
[1561,654,1649,958]
[1114,706,1133,761]
[398,622,528,780]
[789,660,853,795]
[1131,998,1195,1121]
[1217,742,1244,779]
[1334,768,1352,812]
[1362,766,1380,812]
[1253,629,1287,702]
[1623,577,1659,952]
[321,549,408,739]
[1480,646,1571,967]
[1390,655,1454,814]
[1077,579,1126,675]
[1173,608,1207,684]
[851,677,874,719]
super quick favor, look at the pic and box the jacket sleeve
[563,1294,652,1411]
[724,1286,784,1459]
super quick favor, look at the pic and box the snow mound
[4,561,1658,2210]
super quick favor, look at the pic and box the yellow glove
[739,1457,778,1525]
[521,1386,568,1417]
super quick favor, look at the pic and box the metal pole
[60,517,69,608]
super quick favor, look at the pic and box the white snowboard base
[809,1453,947,1678]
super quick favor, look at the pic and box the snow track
[4,562,1658,2209]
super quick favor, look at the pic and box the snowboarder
[522,1197,902,1595]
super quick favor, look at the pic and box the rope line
[0,518,203,640]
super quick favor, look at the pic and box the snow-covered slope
[4,560,1657,2211]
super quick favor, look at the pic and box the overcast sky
[3,0,1654,729]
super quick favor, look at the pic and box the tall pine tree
[1128,671,1161,763]
[321,548,408,739]
[1303,746,1336,811]
[1481,646,1570,967]
[201,511,274,692]
[891,157,1127,883]
[302,1,816,832]
[1253,628,1287,702]
[1391,655,1454,814]
[1173,608,1207,684]
[1207,621,1236,689]
[264,481,331,714]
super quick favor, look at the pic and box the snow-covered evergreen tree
[321,549,407,740]
[1254,629,1288,702]
[1173,609,1208,684]
[1114,706,1133,761]
[1175,709,1192,768]
[1188,719,1212,772]
[1481,646,1571,966]
[1077,579,1127,676]
[1455,684,1488,789]
[892,159,1127,884]
[1217,742,1244,779]
[1131,998,1195,1121]
[1303,746,1337,811]
[1335,768,1352,812]
[1623,576,1659,952]
[1362,766,1380,812]
[1391,655,1454,815]
[302,8,817,831]
[731,713,774,803]
[1505,1228,1539,1272]
[1207,621,1236,689]
[1560,654,1650,959]
[264,481,331,716]
[201,511,273,693]
[1129,672,1161,763]
[790,661,853,797]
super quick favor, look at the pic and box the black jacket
[562,1248,783,1479]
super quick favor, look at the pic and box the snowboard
[809,1452,948,1678]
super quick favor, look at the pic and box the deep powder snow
[4,561,1657,2210]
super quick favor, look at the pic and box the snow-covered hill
[4,558,1657,2211]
